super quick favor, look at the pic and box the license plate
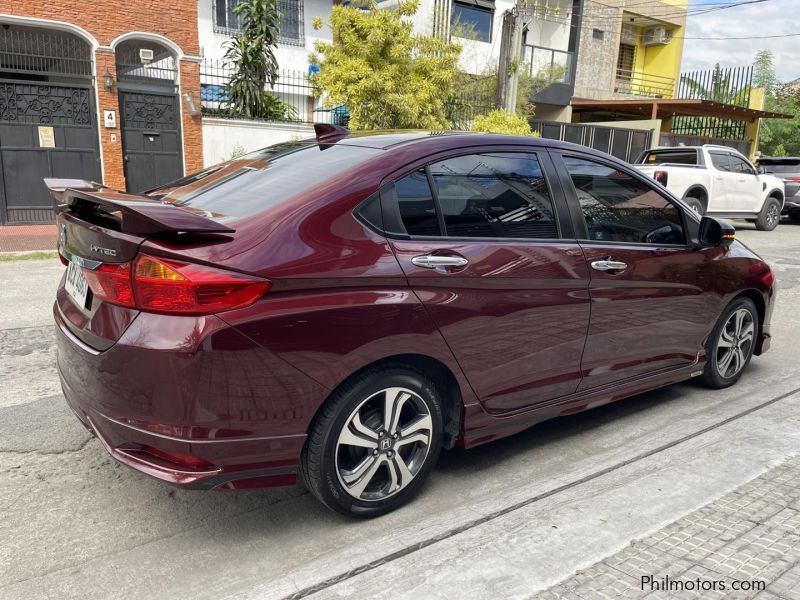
[65,259,89,309]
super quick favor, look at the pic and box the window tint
[563,156,686,245]
[395,170,441,236]
[641,150,699,165]
[428,152,559,239]
[730,155,756,175]
[151,142,382,219]
[710,152,732,172]
[759,160,800,174]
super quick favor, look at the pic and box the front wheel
[700,297,759,389]
[755,197,781,231]
[301,366,444,517]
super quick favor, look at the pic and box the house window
[592,28,604,40]
[212,0,305,45]
[451,0,494,43]
[615,43,635,87]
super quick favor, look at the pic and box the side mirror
[698,216,735,247]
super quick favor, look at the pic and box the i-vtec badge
[90,244,117,257]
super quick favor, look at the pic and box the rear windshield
[149,142,382,219]
[758,160,800,174]
[640,150,700,165]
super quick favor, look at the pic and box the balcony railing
[522,45,573,85]
[614,69,675,99]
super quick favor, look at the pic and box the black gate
[118,89,183,193]
[0,80,101,223]
[0,24,99,224]
[529,119,654,164]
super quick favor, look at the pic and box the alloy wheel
[766,204,779,229]
[335,387,433,502]
[716,308,755,378]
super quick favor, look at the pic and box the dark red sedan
[51,128,775,517]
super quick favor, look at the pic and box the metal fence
[201,58,497,129]
[530,120,653,163]
[676,65,753,107]
[199,58,348,125]
[615,69,676,99]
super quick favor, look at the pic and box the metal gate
[118,89,183,194]
[529,119,654,163]
[0,24,100,224]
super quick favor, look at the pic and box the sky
[681,0,798,83]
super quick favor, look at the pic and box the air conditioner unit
[643,26,668,46]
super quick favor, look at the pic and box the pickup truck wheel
[755,197,781,231]
[683,197,705,215]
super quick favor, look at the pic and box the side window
[394,169,441,236]
[562,156,686,245]
[427,152,559,239]
[731,155,756,175]
[710,152,732,172]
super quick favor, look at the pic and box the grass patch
[0,251,59,262]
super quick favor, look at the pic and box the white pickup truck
[635,145,786,231]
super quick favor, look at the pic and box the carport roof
[570,99,793,121]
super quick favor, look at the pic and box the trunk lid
[49,179,235,350]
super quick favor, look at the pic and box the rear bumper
[55,302,327,490]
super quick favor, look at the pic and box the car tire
[300,366,444,518]
[755,197,781,231]
[700,297,759,389]
[683,196,705,215]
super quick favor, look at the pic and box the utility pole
[496,7,523,113]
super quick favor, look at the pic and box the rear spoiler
[44,178,235,235]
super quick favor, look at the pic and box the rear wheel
[301,366,444,517]
[755,197,781,231]
[700,297,758,389]
[683,196,705,215]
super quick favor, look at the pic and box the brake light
[80,254,269,315]
[82,262,135,308]
[133,255,269,314]
[654,171,669,186]
[785,176,800,182]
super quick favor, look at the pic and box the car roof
[328,129,614,158]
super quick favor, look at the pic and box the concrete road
[1,221,799,600]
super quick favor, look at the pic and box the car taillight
[654,171,668,186]
[81,254,269,315]
[785,176,800,182]
[82,262,136,308]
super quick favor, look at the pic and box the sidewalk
[0,224,58,253]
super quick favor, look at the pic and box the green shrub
[471,109,535,136]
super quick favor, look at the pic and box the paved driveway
[1,221,799,599]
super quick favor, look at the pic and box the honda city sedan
[51,127,775,517]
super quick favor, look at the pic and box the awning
[570,99,793,121]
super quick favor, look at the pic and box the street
[1,221,799,600]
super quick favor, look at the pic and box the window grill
[212,0,305,46]
[115,41,178,84]
[0,26,92,79]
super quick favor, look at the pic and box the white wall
[197,0,333,73]
[202,118,315,166]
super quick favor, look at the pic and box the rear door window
[394,170,441,236]
[709,151,732,172]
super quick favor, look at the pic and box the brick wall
[2,1,203,189]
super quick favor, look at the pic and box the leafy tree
[224,0,294,119]
[309,0,462,129]
[759,84,800,156]
[470,109,534,135]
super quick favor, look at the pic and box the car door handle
[411,255,469,269]
[591,259,628,272]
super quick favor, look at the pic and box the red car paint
[53,132,774,490]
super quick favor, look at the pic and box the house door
[115,39,183,193]
[118,89,183,193]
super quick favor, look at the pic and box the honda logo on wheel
[380,438,392,451]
